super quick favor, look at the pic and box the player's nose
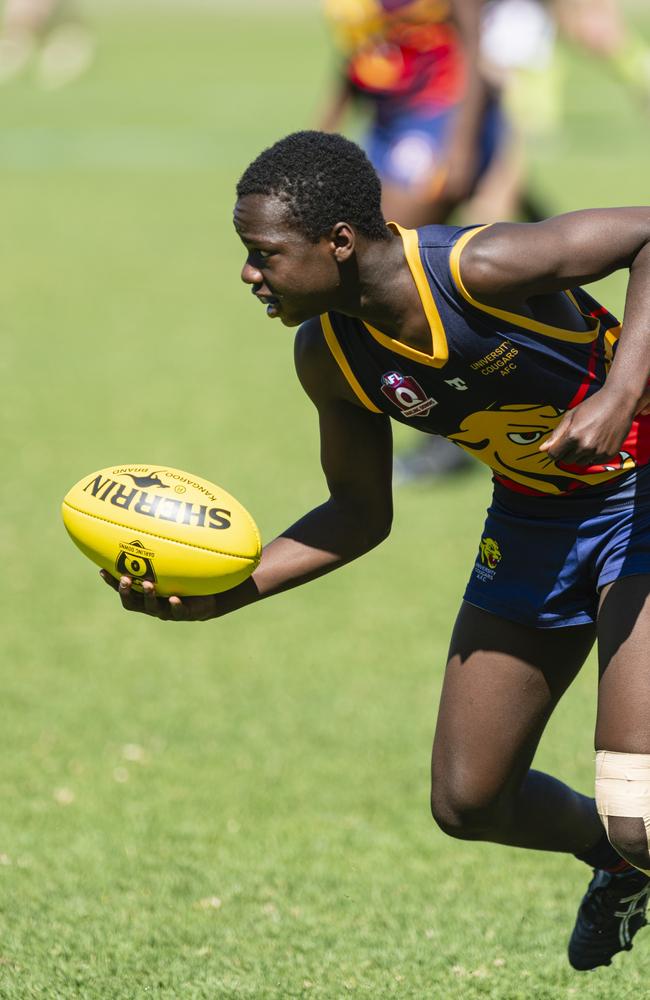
[241,259,262,285]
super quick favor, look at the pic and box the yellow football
[62,464,262,596]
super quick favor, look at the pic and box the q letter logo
[380,371,437,418]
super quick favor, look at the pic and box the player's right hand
[100,571,219,621]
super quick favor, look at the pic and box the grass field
[2,3,650,997]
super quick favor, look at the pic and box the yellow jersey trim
[603,323,622,372]
[320,313,382,413]
[362,222,449,368]
[449,226,601,344]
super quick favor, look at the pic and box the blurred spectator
[472,0,650,224]
[557,0,650,107]
[0,0,94,88]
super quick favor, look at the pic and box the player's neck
[337,229,432,350]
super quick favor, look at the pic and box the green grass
[1,4,650,997]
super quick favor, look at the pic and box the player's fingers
[539,422,568,454]
[553,445,582,465]
[141,581,163,617]
[168,596,189,621]
[549,436,576,460]
[118,575,144,612]
[538,430,560,454]
[540,423,581,462]
[540,440,567,460]
[100,570,119,592]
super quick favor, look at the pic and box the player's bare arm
[317,74,355,134]
[459,208,650,464]
[439,0,489,204]
[107,318,393,621]
[245,319,393,589]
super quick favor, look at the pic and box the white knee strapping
[595,751,650,868]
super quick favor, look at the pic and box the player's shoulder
[448,221,523,300]
[416,223,471,249]
[416,223,494,285]
[294,316,329,385]
[294,314,327,361]
[294,315,357,407]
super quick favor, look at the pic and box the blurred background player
[469,0,558,224]
[0,0,94,88]
[558,0,650,106]
[319,0,501,229]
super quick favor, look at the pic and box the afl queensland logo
[380,371,437,418]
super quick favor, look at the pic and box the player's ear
[330,222,355,262]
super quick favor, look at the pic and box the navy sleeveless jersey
[320,222,650,496]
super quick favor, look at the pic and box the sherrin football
[62,465,262,596]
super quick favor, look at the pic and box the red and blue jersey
[320,222,650,497]
[324,0,465,122]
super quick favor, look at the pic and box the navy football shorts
[365,97,505,190]
[463,464,650,628]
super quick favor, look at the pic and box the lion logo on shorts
[479,537,502,570]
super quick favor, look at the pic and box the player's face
[234,194,343,327]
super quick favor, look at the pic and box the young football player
[104,130,650,970]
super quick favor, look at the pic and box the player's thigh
[596,575,650,752]
[432,601,595,805]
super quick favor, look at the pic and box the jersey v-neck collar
[362,222,450,369]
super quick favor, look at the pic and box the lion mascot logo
[449,403,635,495]
[479,537,502,570]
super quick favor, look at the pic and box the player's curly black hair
[236,131,390,242]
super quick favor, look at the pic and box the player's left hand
[539,386,637,466]
[100,571,218,621]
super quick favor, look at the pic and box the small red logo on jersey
[380,371,437,418]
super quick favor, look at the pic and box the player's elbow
[332,493,392,554]
[356,509,392,553]
[371,514,392,547]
